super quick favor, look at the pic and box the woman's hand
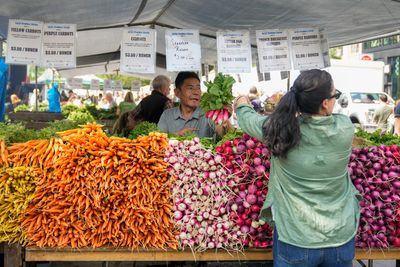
[233,95,251,111]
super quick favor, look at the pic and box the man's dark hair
[380,94,388,103]
[175,72,200,90]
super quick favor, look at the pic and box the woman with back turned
[234,69,360,267]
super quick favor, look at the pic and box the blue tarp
[0,57,8,122]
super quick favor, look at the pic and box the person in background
[60,91,69,104]
[117,91,136,115]
[47,84,61,113]
[234,69,360,267]
[112,75,172,136]
[68,95,83,107]
[28,88,40,107]
[115,91,125,105]
[98,92,117,110]
[136,75,173,123]
[158,71,231,137]
[5,94,22,113]
[394,99,400,136]
[373,94,393,132]
[68,90,75,102]
[248,86,263,113]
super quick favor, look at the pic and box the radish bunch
[205,109,230,125]
[215,134,273,248]
[349,144,400,248]
[200,73,235,126]
[165,138,244,252]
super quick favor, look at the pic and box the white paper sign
[131,80,141,91]
[41,23,76,68]
[6,19,43,65]
[319,28,331,68]
[217,31,252,73]
[103,79,112,91]
[66,78,82,89]
[90,79,100,90]
[165,29,201,71]
[256,29,291,72]
[114,80,123,91]
[289,28,324,70]
[120,28,156,73]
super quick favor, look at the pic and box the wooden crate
[8,112,64,130]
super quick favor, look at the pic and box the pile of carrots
[0,139,8,167]
[0,123,176,249]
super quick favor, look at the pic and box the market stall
[0,120,400,267]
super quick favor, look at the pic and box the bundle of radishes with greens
[165,138,245,252]
[349,144,400,248]
[215,133,273,248]
[201,73,235,125]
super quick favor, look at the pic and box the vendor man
[158,71,231,138]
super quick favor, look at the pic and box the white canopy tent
[1,0,400,77]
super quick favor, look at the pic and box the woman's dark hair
[124,91,134,103]
[262,69,333,158]
[175,72,200,89]
[112,111,130,137]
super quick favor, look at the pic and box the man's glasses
[329,89,342,99]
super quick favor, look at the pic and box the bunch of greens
[355,129,400,146]
[67,110,96,125]
[128,121,160,139]
[215,129,244,148]
[61,104,80,117]
[201,73,236,112]
[14,105,30,112]
[84,105,117,120]
[38,103,48,112]
[167,133,197,141]
[0,123,38,144]
[36,120,80,140]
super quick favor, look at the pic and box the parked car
[334,91,395,132]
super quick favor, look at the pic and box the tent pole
[35,66,38,112]
[287,71,291,92]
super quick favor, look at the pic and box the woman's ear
[320,99,330,115]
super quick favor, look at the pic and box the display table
[21,247,400,267]
[8,111,64,129]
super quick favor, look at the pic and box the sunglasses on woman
[329,89,342,99]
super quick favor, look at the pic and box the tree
[27,66,47,82]
[96,74,150,89]
[329,48,342,60]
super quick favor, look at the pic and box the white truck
[327,59,393,132]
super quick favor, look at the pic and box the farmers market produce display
[0,125,400,252]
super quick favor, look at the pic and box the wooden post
[35,66,38,112]
[4,243,22,267]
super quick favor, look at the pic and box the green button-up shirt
[236,104,361,248]
[158,106,215,138]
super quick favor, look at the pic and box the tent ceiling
[1,0,400,76]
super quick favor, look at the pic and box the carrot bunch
[21,124,177,249]
[0,139,9,167]
[7,138,62,170]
